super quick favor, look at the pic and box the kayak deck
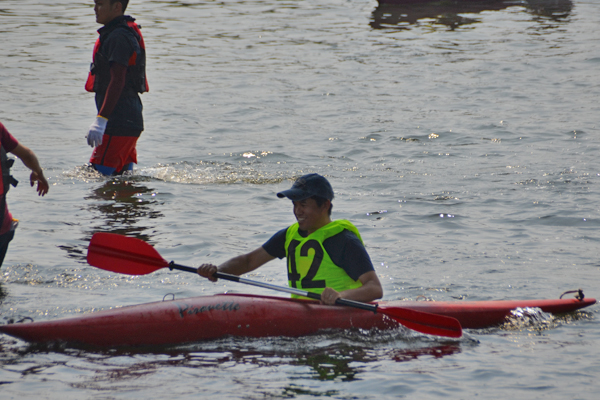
[0,293,595,347]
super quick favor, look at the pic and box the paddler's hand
[87,115,107,147]
[197,263,219,282]
[320,287,341,306]
[30,171,49,196]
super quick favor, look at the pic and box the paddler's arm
[197,247,275,282]
[9,143,49,196]
[87,63,127,147]
[321,271,383,306]
[98,63,127,119]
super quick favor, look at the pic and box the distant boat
[371,0,573,30]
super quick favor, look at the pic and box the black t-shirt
[95,17,144,131]
[262,226,375,281]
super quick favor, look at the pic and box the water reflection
[391,343,461,362]
[526,0,573,21]
[0,334,464,399]
[58,178,164,262]
[85,178,164,238]
[371,0,573,31]
[19,340,461,387]
[295,344,365,381]
[294,343,461,380]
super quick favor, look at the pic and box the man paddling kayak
[197,174,383,306]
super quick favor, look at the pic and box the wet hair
[312,196,333,216]
[110,0,129,12]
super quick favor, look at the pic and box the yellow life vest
[285,220,364,297]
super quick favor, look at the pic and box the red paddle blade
[87,232,169,275]
[378,305,462,338]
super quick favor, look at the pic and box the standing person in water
[197,174,383,305]
[0,121,49,268]
[85,0,148,176]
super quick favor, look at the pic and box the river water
[1,0,599,398]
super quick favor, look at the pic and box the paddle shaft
[168,262,377,312]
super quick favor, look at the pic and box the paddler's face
[292,198,331,235]
[94,0,123,25]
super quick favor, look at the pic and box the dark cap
[277,174,334,201]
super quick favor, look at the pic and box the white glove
[87,116,108,147]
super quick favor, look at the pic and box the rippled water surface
[1,0,599,398]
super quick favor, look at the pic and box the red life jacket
[85,18,149,93]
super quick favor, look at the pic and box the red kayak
[0,293,595,347]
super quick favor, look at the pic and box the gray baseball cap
[277,174,334,201]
